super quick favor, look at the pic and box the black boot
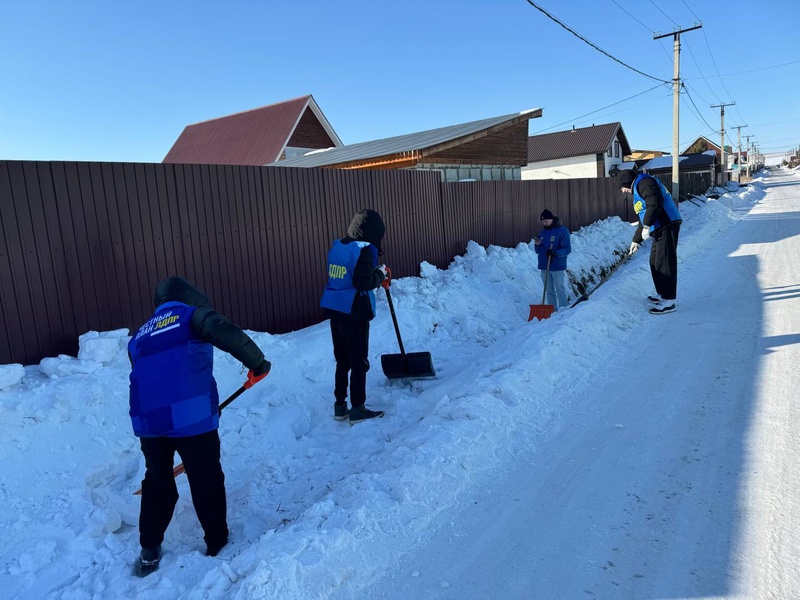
[349,405,384,424]
[134,546,161,577]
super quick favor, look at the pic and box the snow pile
[0,364,25,390]
[0,176,767,600]
[38,330,130,378]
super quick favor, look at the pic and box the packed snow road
[356,170,800,600]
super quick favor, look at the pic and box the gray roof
[643,151,716,173]
[527,122,630,163]
[271,109,542,168]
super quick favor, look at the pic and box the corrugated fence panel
[8,162,55,359]
[0,161,632,364]
[1,162,43,362]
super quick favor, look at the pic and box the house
[638,151,717,175]
[681,136,735,166]
[163,95,342,166]
[521,122,631,180]
[272,108,543,182]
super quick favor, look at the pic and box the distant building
[616,151,717,175]
[273,109,543,182]
[522,122,631,180]
[626,149,668,161]
[164,95,342,166]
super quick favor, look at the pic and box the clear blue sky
[1,0,798,163]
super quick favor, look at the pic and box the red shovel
[528,236,556,321]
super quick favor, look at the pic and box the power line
[609,0,653,33]
[683,58,800,79]
[682,38,724,104]
[682,83,718,135]
[682,80,713,108]
[680,0,701,22]
[531,84,669,134]
[608,0,673,64]
[523,0,671,83]
[749,117,800,127]
[699,26,747,126]
[570,93,673,127]
[650,0,679,27]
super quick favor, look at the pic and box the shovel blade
[528,304,555,322]
[381,352,436,379]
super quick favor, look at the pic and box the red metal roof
[527,122,630,163]
[163,96,340,166]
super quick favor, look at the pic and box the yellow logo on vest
[328,264,347,279]
[633,200,644,214]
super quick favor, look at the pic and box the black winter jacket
[632,177,681,243]
[151,276,270,375]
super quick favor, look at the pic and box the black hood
[346,209,385,254]
[154,276,210,308]
[615,169,637,189]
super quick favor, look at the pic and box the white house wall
[604,135,626,176]
[521,154,597,180]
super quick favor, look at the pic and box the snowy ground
[1,168,796,599]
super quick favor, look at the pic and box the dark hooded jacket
[325,209,387,322]
[534,216,571,271]
[149,276,269,374]
[616,170,681,243]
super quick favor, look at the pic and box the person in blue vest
[320,209,388,424]
[534,209,572,310]
[616,169,683,315]
[128,276,271,576]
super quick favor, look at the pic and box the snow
[2,168,799,599]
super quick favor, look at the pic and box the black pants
[650,222,681,301]
[330,317,370,408]
[139,430,228,550]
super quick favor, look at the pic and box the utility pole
[733,125,747,181]
[744,134,753,177]
[711,102,735,184]
[654,23,702,202]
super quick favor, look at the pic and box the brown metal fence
[653,171,715,199]
[0,161,631,365]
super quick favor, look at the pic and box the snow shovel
[528,236,556,322]
[570,249,634,308]
[133,374,260,495]
[380,282,436,379]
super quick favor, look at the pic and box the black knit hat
[540,209,554,221]
[616,169,637,189]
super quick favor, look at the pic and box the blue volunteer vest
[128,301,219,438]
[320,240,377,315]
[632,174,682,233]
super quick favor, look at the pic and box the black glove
[546,249,556,257]
[253,359,272,376]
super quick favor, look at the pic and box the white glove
[641,227,651,241]
[377,264,388,277]
[628,241,640,255]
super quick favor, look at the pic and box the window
[614,141,620,158]
[607,147,612,157]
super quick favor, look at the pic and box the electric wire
[531,84,669,134]
[523,0,671,83]
[682,38,725,104]
[680,0,701,21]
[682,83,719,136]
[608,0,673,64]
[609,0,653,33]
[683,58,800,79]
[650,0,679,27]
